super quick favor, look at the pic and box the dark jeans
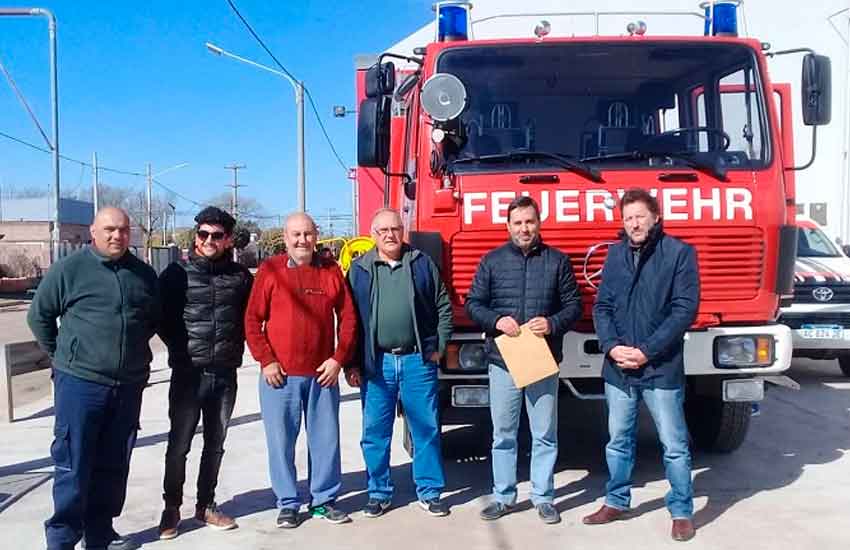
[45,369,144,550]
[163,369,237,508]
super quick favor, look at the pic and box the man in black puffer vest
[157,206,253,539]
[466,196,582,525]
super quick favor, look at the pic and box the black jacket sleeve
[465,253,502,333]
[592,251,623,356]
[546,254,582,335]
[156,263,186,348]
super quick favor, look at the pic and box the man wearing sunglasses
[157,206,253,540]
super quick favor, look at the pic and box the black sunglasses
[197,230,226,241]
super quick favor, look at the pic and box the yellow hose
[338,236,375,273]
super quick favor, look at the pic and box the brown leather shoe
[195,503,237,531]
[582,505,626,525]
[158,506,180,540]
[671,518,696,541]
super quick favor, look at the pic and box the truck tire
[685,394,751,453]
[838,355,850,377]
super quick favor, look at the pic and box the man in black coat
[157,206,253,539]
[466,196,582,525]
[583,188,699,542]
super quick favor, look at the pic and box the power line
[223,0,297,82]
[152,178,204,207]
[223,0,351,176]
[304,87,350,174]
[0,129,145,176]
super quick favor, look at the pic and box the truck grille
[450,227,764,308]
[792,283,850,304]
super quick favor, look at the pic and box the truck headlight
[459,342,487,370]
[714,335,774,368]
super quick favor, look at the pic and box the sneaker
[83,533,140,550]
[751,403,761,417]
[419,498,449,517]
[480,502,512,521]
[276,508,299,529]
[363,498,391,518]
[158,506,181,540]
[536,503,561,524]
[311,502,351,524]
[194,502,237,531]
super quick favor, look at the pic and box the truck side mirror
[357,96,391,167]
[801,54,831,126]
[365,62,396,98]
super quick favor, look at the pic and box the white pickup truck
[779,217,850,377]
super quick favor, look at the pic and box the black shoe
[480,502,512,521]
[536,503,561,524]
[418,498,449,517]
[363,498,391,518]
[311,502,351,524]
[275,508,300,529]
[83,534,140,550]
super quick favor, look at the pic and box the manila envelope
[494,322,559,388]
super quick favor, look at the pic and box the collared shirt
[374,256,416,350]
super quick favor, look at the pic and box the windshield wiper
[453,150,604,183]
[580,150,729,182]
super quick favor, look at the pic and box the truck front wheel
[685,391,751,453]
[838,354,850,377]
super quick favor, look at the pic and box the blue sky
[0,0,430,230]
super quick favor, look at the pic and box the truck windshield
[798,226,841,258]
[437,42,769,174]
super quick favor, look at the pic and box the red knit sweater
[244,254,357,376]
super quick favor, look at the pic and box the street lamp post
[146,162,188,262]
[205,42,306,212]
[1,8,60,260]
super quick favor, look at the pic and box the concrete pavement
[0,350,848,549]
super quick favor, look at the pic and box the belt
[379,344,419,355]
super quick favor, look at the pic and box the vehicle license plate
[800,324,844,339]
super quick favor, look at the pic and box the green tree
[258,228,285,255]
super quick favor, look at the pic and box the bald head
[284,212,318,266]
[90,207,131,260]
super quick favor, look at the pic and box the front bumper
[560,324,792,378]
[779,303,850,351]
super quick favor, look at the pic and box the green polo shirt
[375,258,417,350]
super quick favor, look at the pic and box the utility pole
[224,164,246,218]
[92,152,99,213]
[146,163,152,263]
[169,202,176,244]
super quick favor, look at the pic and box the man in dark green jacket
[28,207,160,550]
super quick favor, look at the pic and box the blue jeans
[259,375,341,510]
[604,382,693,519]
[46,370,144,550]
[360,351,444,502]
[488,364,559,506]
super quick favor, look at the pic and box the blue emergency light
[435,1,472,42]
[702,1,740,37]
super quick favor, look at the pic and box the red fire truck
[355,2,831,452]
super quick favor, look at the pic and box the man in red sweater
[245,212,357,529]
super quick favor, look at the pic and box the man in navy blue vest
[583,188,700,542]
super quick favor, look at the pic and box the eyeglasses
[197,230,226,241]
[373,226,403,237]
